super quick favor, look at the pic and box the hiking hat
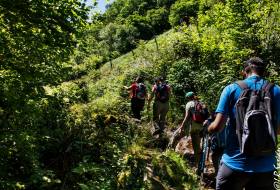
[185,91,194,98]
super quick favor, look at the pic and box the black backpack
[135,83,146,100]
[156,83,169,103]
[235,81,277,157]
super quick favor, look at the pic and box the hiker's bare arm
[179,110,189,129]
[208,113,227,133]
[123,85,132,90]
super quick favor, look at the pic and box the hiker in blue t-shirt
[208,57,280,190]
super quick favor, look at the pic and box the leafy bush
[169,0,199,27]
[146,7,171,35]
[117,146,199,190]
[126,14,154,40]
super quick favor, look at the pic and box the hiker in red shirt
[124,76,147,121]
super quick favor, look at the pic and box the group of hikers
[124,57,280,190]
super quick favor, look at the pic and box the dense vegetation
[1,0,280,189]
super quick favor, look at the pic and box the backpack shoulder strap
[235,80,248,90]
[194,100,201,111]
[142,83,147,91]
[262,81,274,92]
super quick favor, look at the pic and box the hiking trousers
[216,162,275,190]
[153,100,169,132]
[131,97,145,120]
[185,123,202,166]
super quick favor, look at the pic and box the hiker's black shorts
[216,162,275,190]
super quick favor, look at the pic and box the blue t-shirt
[216,75,280,172]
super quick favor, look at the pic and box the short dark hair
[244,57,266,76]
[136,76,143,83]
[155,76,163,83]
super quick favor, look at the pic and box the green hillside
[66,29,201,189]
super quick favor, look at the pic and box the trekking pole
[197,121,210,182]
[199,134,209,183]
[206,140,211,162]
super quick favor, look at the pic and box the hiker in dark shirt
[148,77,171,136]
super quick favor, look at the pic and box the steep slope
[61,29,202,189]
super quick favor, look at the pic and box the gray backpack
[235,81,277,157]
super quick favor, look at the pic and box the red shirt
[129,82,138,98]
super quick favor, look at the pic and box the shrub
[169,0,199,27]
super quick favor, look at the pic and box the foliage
[56,0,280,189]
[146,7,171,35]
[125,14,154,40]
[99,22,138,58]
[167,58,200,110]
[72,21,105,66]
[169,0,199,27]
[2,0,280,189]
[0,0,89,188]
[117,145,151,189]
[117,147,199,190]
[151,151,199,190]
[0,0,89,128]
